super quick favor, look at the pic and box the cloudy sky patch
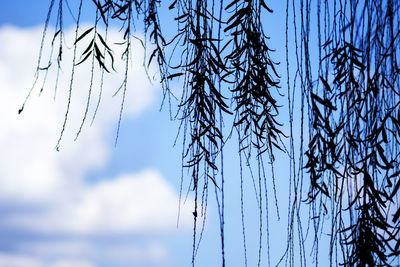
[0,24,193,267]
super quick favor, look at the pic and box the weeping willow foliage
[21,0,400,266]
[288,0,400,266]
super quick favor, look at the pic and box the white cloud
[0,252,95,267]
[19,240,95,259]
[4,170,192,235]
[50,259,94,267]
[98,242,170,264]
[0,253,43,267]
[0,25,192,265]
[11,240,169,266]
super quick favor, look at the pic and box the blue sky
[0,1,331,267]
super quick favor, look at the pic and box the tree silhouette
[21,0,400,266]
